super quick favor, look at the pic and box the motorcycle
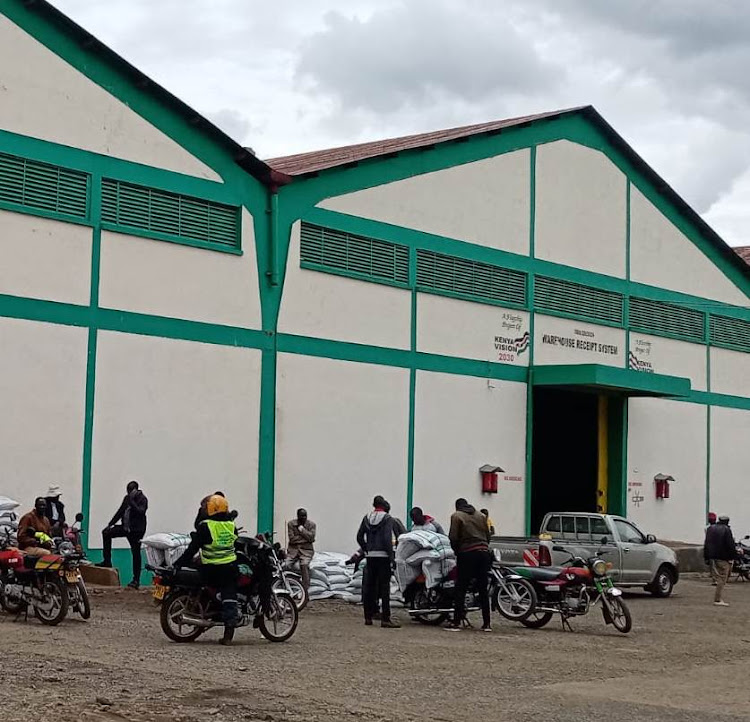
[733,535,750,581]
[53,513,90,619]
[260,533,308,612]
[513,544,632,634]
[403,550,537,625]
[0,524,86,625]
[149,534,299,643]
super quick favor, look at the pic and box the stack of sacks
[308,551,353,600]
[141,532,192,567]
[0,496,19,547]
[394,530,456,591]
[340,559,404,607]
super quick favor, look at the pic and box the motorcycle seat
[515,566,562,581]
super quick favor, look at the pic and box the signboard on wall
[629,333,706,391]
[533,315,626,367]
[491,311,530,365]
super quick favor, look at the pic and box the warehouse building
[2,1,750,573]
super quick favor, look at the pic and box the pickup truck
[491,512,679,597]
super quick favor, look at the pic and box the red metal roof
[265,107,585,176]
[735,246,750,265]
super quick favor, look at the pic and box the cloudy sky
[51,0,750,247]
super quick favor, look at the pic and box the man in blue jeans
[356,495,400,629]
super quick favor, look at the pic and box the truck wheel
[649,566,674,597]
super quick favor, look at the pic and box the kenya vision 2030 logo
[628,351,654,373]
[494,331,530,362]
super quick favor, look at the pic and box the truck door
[590,516,622,581]
[613,519,655,583]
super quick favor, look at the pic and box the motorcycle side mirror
[75,513,84,523]
[600,536,609,546]
[230,510,238,520]
[645,534,656,544]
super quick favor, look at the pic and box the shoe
[219,628,235,646]
[95,561,112,568]
[126,581,139,590]
[714,601,729,607]
[481,625,492,633]
[364,619,373,626]
[444,623,461,632]
[381,620,401,629]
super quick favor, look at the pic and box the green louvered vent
[416,250,527,307]
[101,179,239,248]
[535,276,623,325]
[0,152,88,218]
[710,314,750,352]
[300,222,409,285]
[630,297,704,342]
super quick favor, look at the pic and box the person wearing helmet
[175,494,240,645]
[704,514,736,607]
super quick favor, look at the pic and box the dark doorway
[530,388,598,533]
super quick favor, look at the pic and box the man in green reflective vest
[175,494,239,645]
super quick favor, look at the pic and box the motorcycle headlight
[592,559,608,577]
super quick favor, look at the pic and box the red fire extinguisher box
[479,464,504,494]
[654,473,674,500]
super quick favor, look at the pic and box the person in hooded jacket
[409,507,446,535]
[356,495,400,628]
[704,514,736,607]
[447,498,492,631]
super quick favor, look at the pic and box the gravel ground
[2,577,750,722]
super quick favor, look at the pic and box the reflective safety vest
[199,520,237,565]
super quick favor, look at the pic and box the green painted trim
[524,150,536,536]
[406,286,417,524]
[0,293,89,327]
[256,346,277,534]
[0,198,94,228]
[101,223,243,256]
[532,363,692,398]
[624,180,631,365]
[705,404,711,519]
[606,397,627,517]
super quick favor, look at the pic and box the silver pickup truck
[491,512,679,597]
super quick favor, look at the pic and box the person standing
[356,495,400,628]
[17,497,54,556]
[287,508,316,590]
[704,514,736,607]
[97,480,148,590]
[44,485,66,537]
[175,494,240,645]
[480,508,496,537]
[447,498,492,632]
[705,512,718,585]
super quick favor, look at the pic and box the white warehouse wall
[710,348,750,398]
[627,398,706,544]
[0,210,92,305]
[630,186,748,307]
[0,318,87,516]
[90,332,261,546]
[318,150,530,255]
[710,407,750,535]
[535,140,626,278]
[0,15,220,182]
[413,371,527,535]
[99,210,261,328]
[278,222,411,349]
[274,353,410,553]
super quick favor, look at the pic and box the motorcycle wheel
[273,577,308,612]
[493,578,537,622]
[0,587,23,614]
[604,596,632,634]
[410,589,449,626]
[160,591,206,643]
[520,610,553,629]
[34,579,69,626]
[259,593,299,642]
[73,580,91,620]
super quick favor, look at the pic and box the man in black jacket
[97,480,148,590]
[704,514,736,606]
[356,495,400,629]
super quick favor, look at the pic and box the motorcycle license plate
[65,571,79,583]
[152,584,166,601]
[546,585,560,592]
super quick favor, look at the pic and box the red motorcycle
[0,526,85,625]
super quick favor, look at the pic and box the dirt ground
[2,576,750,722]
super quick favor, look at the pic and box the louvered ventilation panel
[101,179,238,247]
[535,276,623,325]
[416,249,527,307]
[0,152,88,219]
[629,297,704,342]
[300,222,409,285]
[710,314,750,352]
